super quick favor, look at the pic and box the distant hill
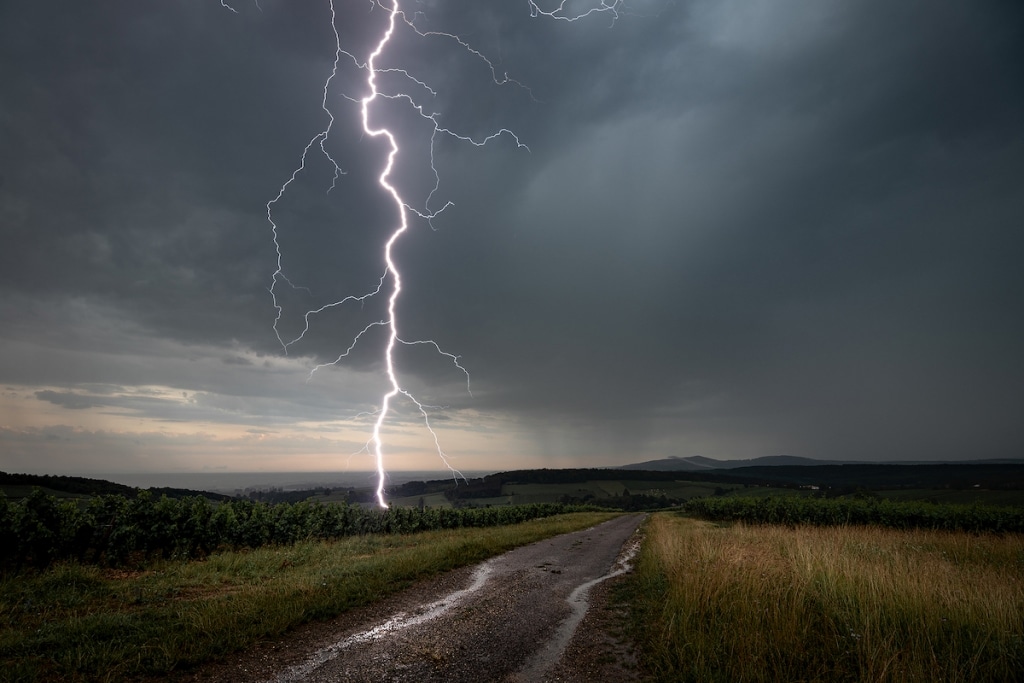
[619,455,1024,471]
[619,455,848,470]
[0,471,231,501]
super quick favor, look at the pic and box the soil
[165,514,647,683]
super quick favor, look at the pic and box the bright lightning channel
[242,0,644,507]
[363,4,423,509]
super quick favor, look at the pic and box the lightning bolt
[233,0,654,507]
[363,3,426,509]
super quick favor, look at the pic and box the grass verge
[623,513,1024,682]
[0,511,617,682]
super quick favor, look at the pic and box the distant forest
[425,464,1024,500]
[4,462,1024,505]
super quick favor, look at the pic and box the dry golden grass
[627,513,1024,682]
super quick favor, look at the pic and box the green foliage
[0,489,589,570]
[684,495,1024,532]
[0,472,137,498]
[0,471,232,502]
[0,512,617,682]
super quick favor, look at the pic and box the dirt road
[182,513,644,683]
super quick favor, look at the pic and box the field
[305,477,762,508]
[0,511,617,682]
[362,491,453,509]
[876,488,1024,507]
[451,479,757,507]
[625,513,1024,682]
[5,469,1024,681]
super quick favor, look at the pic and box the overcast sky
[2,0,1022,480]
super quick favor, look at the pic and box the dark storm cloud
[0,0,380,353]
[35,390,102,411]
[2,0,1023,464]
[397,0,1024,458]
[33,387,211,423]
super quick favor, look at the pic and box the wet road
[259,513,645,683]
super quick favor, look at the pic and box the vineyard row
[1,489,586,569]
[684,495,1024,532]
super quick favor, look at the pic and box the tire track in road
[265,513,645,683]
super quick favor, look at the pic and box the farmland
[0,490,594,570]
[0,511,618,682]
[625,512,1024,682]
[3,466,1024,681]
[683,495,1024,532]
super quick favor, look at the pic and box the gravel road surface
[179,513,645,683]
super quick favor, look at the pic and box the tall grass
[0,511,617,682]
[626,513,1024,682]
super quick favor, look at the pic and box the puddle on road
[267,562,494,683]
[512,529,643,682]
[266,517,642,682]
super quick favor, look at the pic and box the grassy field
[624,513,1024,682]
[385,483,1021,509]
[462,479,759,507]
[0,511,617,682]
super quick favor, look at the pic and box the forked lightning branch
[224,1,640,506]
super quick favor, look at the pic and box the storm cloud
[1,0,1022,475]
